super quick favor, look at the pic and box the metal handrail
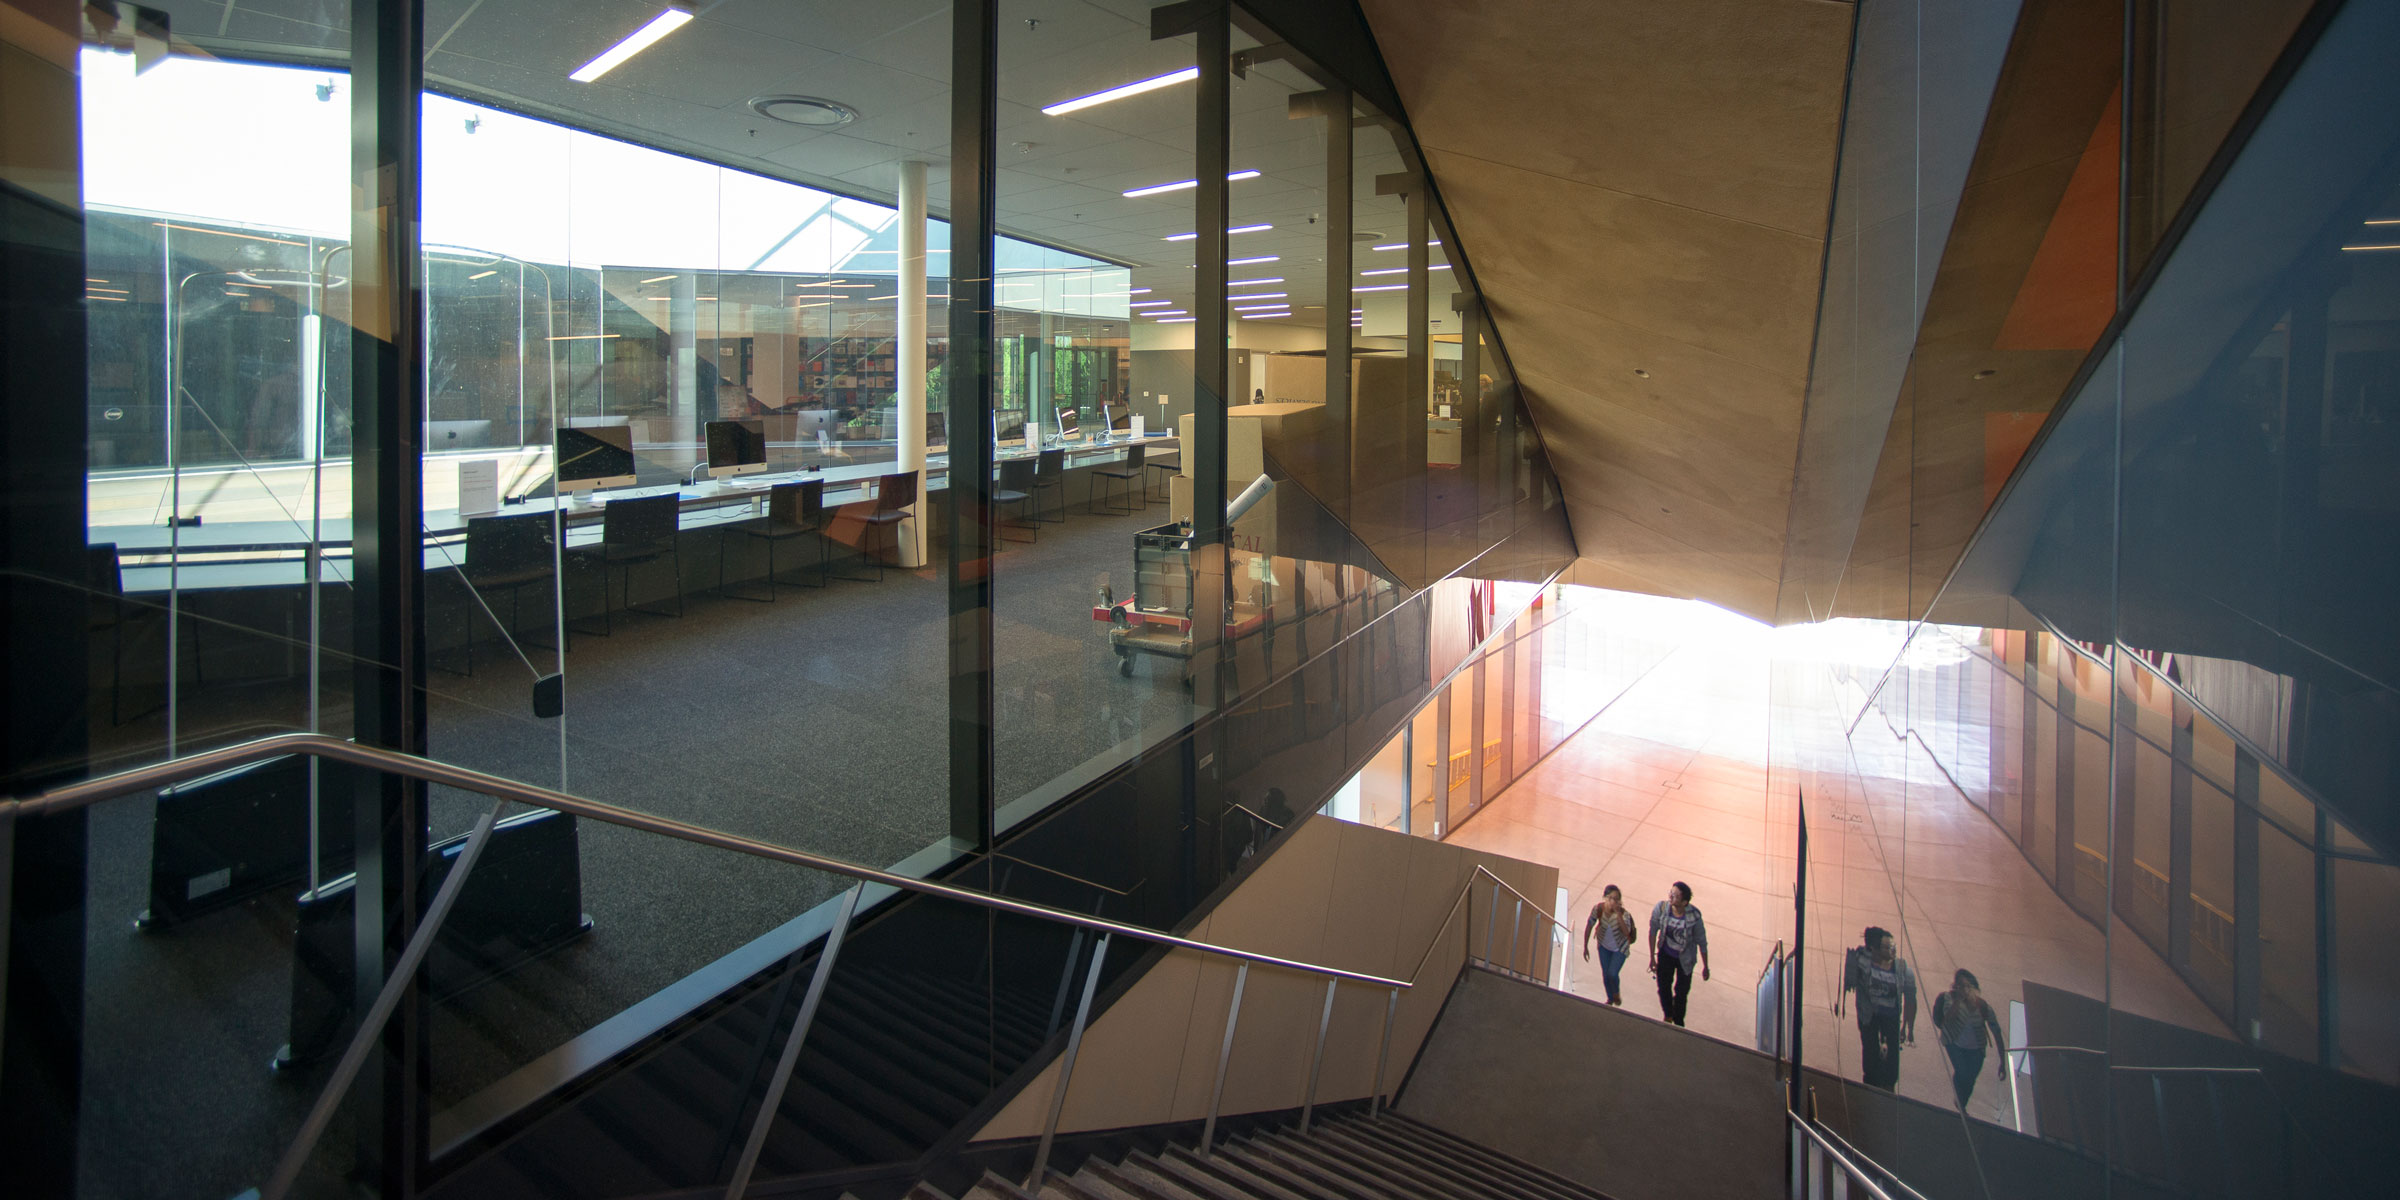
[1227,801,1285,831]
[1789,1109,1931,1200]
[992,851,1133,897]
[5,733,1406,988]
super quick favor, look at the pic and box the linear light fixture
[2341,243,2400,252]
[87,294,131,302]
[793,301,832,309]
[571,6,694,83]
[1233,304,1287,311]
[1129,287,1152,294]
[1156,317,1195,323]
[1226,255,1280,266]
[639,274,677,284]
[1163,223,1271,242]
[468,269,498,280]
[1224,292,1285,300]
[1042,66,1199,115]
[1360,265,1450,276]
[1229,277,1284,286]
[1122,169,1261,198]
[1354,284,1407,292]
[1370,240,1441,251]
[1240,312,1289,319]
[547,333,624,341]
[1129,300,1173,308]
[2366,218,2400,225]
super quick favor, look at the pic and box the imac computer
[1056,406,1083,441]
[704,418,769,479]
[994,410,1027,446]
[1104,401,1131,432]
[555,424,636,503]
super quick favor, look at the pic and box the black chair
[1144,449,1181,501]
[724,479,825,600]
[87,542,204,725]
[995,458,1038,543]
[574,493,683,633]
[459,512,558,670]
[847,472,917,582]
[1031,448,1068,523]
[1089,444,1146,514]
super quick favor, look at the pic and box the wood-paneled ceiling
[1356,0,1855,620]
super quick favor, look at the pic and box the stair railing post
[1027,931,1111,1190]
[725,883,863,1200]
[1482,880,1500,964]
[1300,977,1337,1134]
[1201,961,1249,1157]
[1509,898,1524,976]
[1371,986,1398,1117]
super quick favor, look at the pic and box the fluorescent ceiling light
[468,269,498,280]
[1224,292,1285,300]
[569,8,694,84]
[1163,223,1272,242]
[2341,243,2400,251]
[1355,284,1407,292]
[1360,265,1450,276]
[2365,218,2400,225]
[1122,169,1262,198]
[1229,277,1284,286]
[1371,240,1442,251]
[639,274,677,284]
[1129,287,1152,294]
[1239,312,1289,319]
[1233,304,1287,311]
[548,333,623,341]
[1226,255,1279,266]
[1156,317,1195,323]
[1043,66,1200,116]
[1129,300,1173,307]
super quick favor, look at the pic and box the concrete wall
[1396,967,1783,1200]
[975,814,1559,1141]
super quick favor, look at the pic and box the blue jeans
[1596,947,1628,1003]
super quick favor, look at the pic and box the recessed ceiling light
[570,6,694,83]
[1042,66,1200,116]
[1632,369,1650,378]
[1122,170,1261,198]
[750,95,858,127]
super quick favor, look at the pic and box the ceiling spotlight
[1632,369,1650,378]
[1973,368,1997,380]
[750,95,858,127]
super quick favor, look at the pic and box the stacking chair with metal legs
[845,472,917,582]
[1088,444,1146,514]
[1143,448,1180,501]
[459,512,560,670]
[573,492,684,634]
[995,458,1038,543]
[1031,448,1068,523]
[723,479,825,600]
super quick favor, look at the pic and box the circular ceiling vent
[749,95,858,127]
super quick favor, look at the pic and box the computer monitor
[791,409,839,440]
[1104,401,1131,431]
[555,424,636,495]
[427,419,493,451]
[994,410,1027,445]
[1057,406,1082,439]
[926,411,948,448]
[704,418,768,478]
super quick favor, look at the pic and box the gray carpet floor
[71,497,1201,1199]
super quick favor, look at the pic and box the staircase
[913,1110,1614,1200]
[436,962,1063,1195]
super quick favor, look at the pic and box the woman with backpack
[1581,884,1638,1006]
[1932,968,2009,1107]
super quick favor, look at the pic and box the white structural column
[669,272,699,450]
[898,159,930,567]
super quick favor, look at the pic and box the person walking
[1839,926,1917,1091]
[1932,969,2008,1108]
[1581,885,1638,1006]
[1647,881,1709,1026]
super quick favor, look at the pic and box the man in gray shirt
[1840,926,1916,1091]
[1647,881,1709,1026]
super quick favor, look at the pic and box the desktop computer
[1057,406,1083,441]
[704,418,769,479]
[556,424,636,504]
[995,410,1027,447]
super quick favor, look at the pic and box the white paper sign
[458,459,500,516]
[1132,415,1146,439]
